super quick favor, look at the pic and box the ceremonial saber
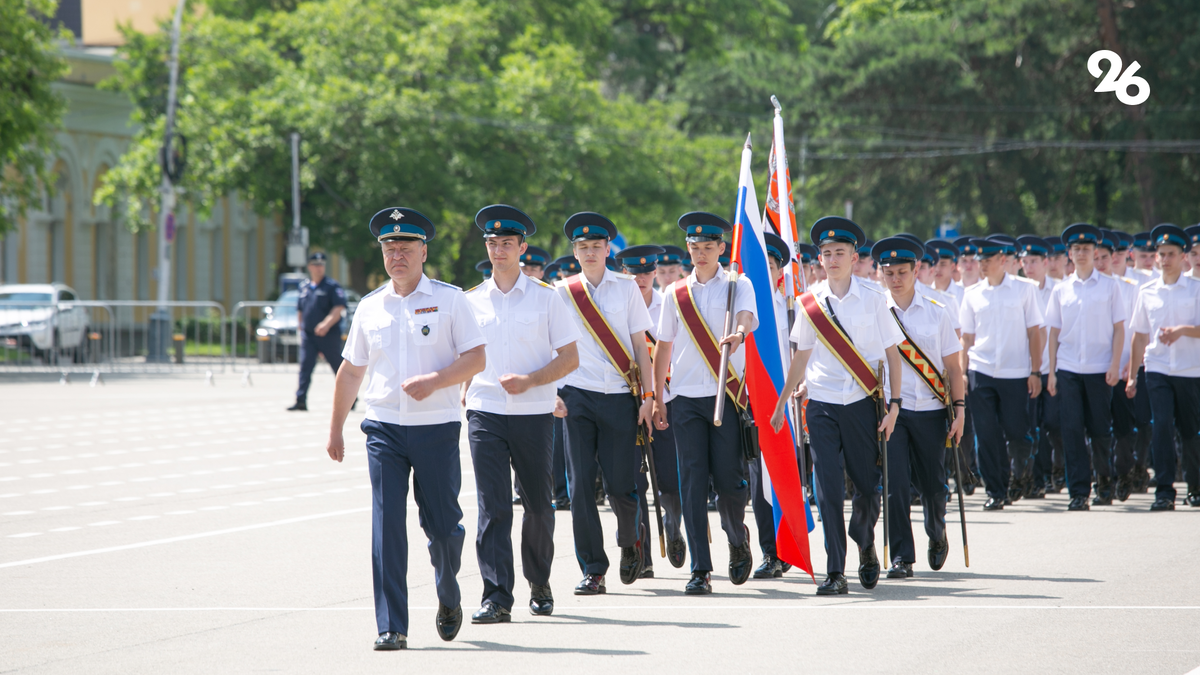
[632,362,666,557]
[947,404,970,567]
[715,133,753,427]
[876,361,889,566]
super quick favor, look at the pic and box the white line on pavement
[0,507,369,570]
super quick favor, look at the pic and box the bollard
[173,333,185,364]
[257,335,271,364]
[89,332,102,364]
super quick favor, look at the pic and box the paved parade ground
[1,372,1198,674]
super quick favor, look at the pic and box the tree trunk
[348,256,368,295]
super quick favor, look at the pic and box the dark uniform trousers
[961,392,980,477]
[1031,373,1064,483]
[560,385,643,575]
[668,394,749,573]
[1056,370,1115,498]
[1145,373,1200,501]
[466,411,555,611]
[296,329,343,402]
[636,419,683,561]
[1111,376,1141,479]
[362,419,464,636]
[552,416,569,502]
[887,409,948,565]
[968,371,1035,500]
[1129,368,1154,474]
[808,397,880,576]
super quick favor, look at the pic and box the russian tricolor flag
[730,134,814,580]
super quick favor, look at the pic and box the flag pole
[715,133,752,427]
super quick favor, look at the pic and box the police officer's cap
[954,235,979,257]
[1098,229,1118,252]
[605,256,621,271]
[1133,231,1154,252]
[1016,235,1049,257]
[543,261,561,281]
[679,212,733,242]
[811,216,865,249]
[1185,225,1200,249]
[796,243,819,265]
[1044,235,1067,255]
[552,254,581,275]
[927,239,959,262]
[1062,223,1102,247]
[619,245,666,274]
[475,259,493,279]
[1151,223,1190,252]
[871,236,925,266]
[969,238,1006,260]
[476,204,536,238]
[763,232,791,266]
[520,245,551,268]
[986,233,1018,255]
[564,212,618,242]
[370,207,436,242]
[307,252,327,264]
[658,245,686,265]
[1113,230,1135,251]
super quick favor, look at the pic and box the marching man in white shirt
[870,237,965,579]
[1044,224,1126,511]
[555,212,657,594]
[1125,224,1200,511]
[652,213,758,594]
[463,205,581,623]
[769,217,905,596]
[328,207,487,650]
[959,238,1044,511]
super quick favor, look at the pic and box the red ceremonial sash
[890,307,948,405]
[671,279,748,410]
[798,291,880,396]
[563,274,636,389]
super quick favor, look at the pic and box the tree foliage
[0,0,68,234]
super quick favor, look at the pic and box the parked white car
[0,283,91,361]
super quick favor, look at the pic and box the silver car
[0,283,90,363]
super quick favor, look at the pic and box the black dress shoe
[728,526,752,585]
[928,533,949,571]
[1031,484,1046,499]
[1067,496,1090,511]
[1115,477,1133,503]
[858,544,880,590]
[685,571,712,595]
[638,566,655,579]
[619,543,644,585]
[435,603,462,642]
[529,584,554,616]
[1186,492,1200,507]
[911,493,922,506]
[1150,497,1175,511]
[816,573,849,595]
[574,573,606,595]
[374,632,406,650]
[552,497,571,510]
[667,535,687,569]
[963,480,976,496]
[1091,493,1113,506]
[983,496,1004,511]
[287,400,307,411]
[512,494,522,505]
[471,601,511,624]
[886,558,913,579]
[753,554,783,579]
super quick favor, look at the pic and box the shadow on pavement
[459,640,647,655]
[549,613,736,630]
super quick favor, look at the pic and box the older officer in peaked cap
[327,207,487,651]
[288,251,349,411]
[463,205,581,623]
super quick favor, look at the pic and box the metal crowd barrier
[229,301,357,374]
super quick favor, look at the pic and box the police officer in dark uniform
[289,252,348,411]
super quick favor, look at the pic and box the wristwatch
[642,391,655,401]
[888,398,902,409]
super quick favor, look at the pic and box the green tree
[0,0,68,234]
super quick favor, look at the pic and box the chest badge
[421,325,430,336]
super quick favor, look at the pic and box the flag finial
[771,95,782,113]
[744,132,752,150]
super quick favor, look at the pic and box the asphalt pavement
[1,371,1198,674]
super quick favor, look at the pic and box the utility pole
[287,132,307,274]
[147,0,187,362]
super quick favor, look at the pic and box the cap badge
[640,257,647,264]
[582,226,590,234]
[390,210,403,221]
[492,221,500,229]
[890,251,897,258]
[695,226,702,233]
[827,230,834,238]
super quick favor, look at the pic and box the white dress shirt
[1129,267,1161,287]
[343,275,487,426]
[1129,276,1200,377]
[657,267,758,399]
[791,276,904,406]
[464,273,581,415]
[1027,276,1056,375]
[888,292,961,412]
[959,273,1044,379]
[1044,271,1127,375]
[916,280,961,331]
[557,270,655,394]
[644,287,674,404]
[773,289,792,369]
[1111,274,1140,373]
[940,281,965,307]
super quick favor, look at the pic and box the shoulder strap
[564,274,635,387]
[798,291,880,396]
[671,280,748,410]
[889,307,948,404]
